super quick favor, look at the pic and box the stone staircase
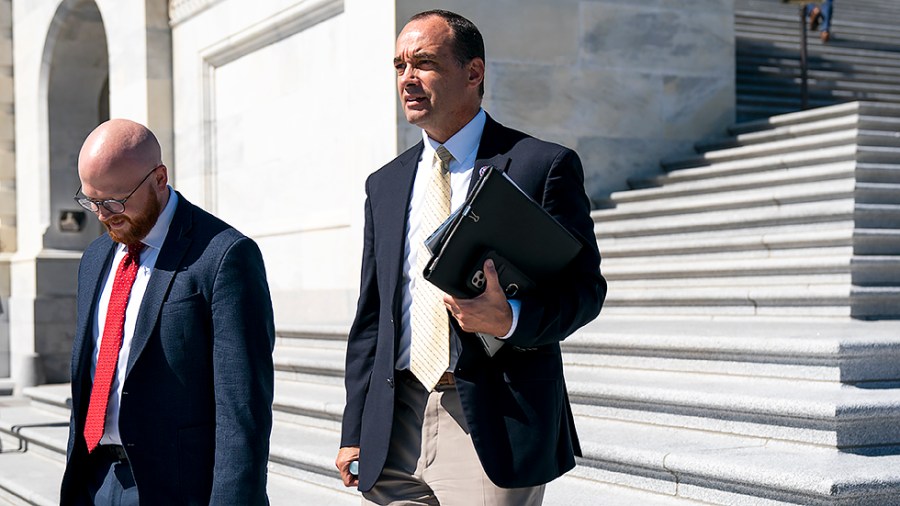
[600,101,900,320]
[736,0,900,121]
[2,100,900,504]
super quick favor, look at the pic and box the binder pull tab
[462,204,480,223]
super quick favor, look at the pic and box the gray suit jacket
[61,193,275,505]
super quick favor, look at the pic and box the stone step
[735,28,898,56]
[738,83,900,105]
[736,57,900,80]
[737,26,900,52]
[607,178,858,220]
[595,200,862,239]
[602,254,873,280]
[20,385,70,419]
[653,144,858,183]
[273,324,900,447]
[599,227,855,257]
[728,102,876,136]
[619,161,856,203]
[663,130,900,171]
[572,415,900,505]
[0,451,62,506]
[566,317,900,383]
[602,285,900,319]
[727,102,876,135]
[567,365,900,448]
[697,115,861,151]
[0,398,68,458]
[276,317,900,382]
[273,375,344,426]
[738,67,900,93]
[269,413,709,505]
[275,342,345,377]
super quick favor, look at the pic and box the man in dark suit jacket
[336,10,606,505]
[60,119,275,505]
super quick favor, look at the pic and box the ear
[153,165,169,191]
[467,57,485,91]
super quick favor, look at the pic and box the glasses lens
[102,201,126,214]
[75,198,99,213]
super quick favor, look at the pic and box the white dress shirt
[396,110,520,371]
[91,187,178,445]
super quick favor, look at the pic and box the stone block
[576,136,684,201]
[0,225,15,253]
[0,186,13,214]
[35,257,80,298]
[579,3,733,74]
[418,0,579,64]
[0,43,11,68]
[662,74,735,141]
[488,62,664,140]
[0,146,13,179]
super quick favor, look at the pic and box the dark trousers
[72,447,139,506]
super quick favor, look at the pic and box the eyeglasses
[73,165,162,215]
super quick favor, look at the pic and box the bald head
[77,119,170,244]
[78,119,162,184]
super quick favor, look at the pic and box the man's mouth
[405,95,427,106]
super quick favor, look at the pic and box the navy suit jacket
[60,193,275,505]
[341,115,607,491]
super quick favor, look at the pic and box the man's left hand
[444,259,512,336]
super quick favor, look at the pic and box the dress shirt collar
[421,108,487,171]
[135,186,178,252]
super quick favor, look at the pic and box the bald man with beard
[60,119,275,505]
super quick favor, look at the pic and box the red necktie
[84,243,144,453]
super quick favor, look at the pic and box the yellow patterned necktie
[410,146,454,390]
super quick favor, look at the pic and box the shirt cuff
[495,299,520,340]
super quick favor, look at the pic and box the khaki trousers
[362,372,545,506]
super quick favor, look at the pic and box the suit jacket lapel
[383,142,423,320]
[125,196,194,378]
[71,239,116,407]
[469,114,512,195]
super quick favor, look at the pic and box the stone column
[0,0,15,379]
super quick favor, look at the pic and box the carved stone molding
[169,0,224,26]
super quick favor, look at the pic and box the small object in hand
[349,460,359,477]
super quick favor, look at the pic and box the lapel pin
[479,166,493,177]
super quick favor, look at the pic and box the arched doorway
[44,0,109,251]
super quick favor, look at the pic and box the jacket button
[387,377,394,388]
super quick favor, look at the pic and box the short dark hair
[410,10,485,96]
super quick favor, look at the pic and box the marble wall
[396,0,736,204]
[170,0,398,327]
[0,0,13,378]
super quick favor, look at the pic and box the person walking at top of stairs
[806,0,834,42]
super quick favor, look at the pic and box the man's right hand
[335,446,360,487]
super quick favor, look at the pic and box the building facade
[0,0,735,388]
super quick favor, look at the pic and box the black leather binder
[423,166,583,299]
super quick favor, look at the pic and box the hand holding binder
[423,166,582,303]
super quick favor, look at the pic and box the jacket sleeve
[507,148,607,348]
[209,237,275,505]
[340,182,380,447]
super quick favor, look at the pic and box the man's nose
[399,66,418,85]
[96,205,115,220]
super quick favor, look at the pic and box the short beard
[104,196,162,245]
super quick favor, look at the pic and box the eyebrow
[394,50,439,65]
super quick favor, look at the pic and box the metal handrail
[799,5,810,109]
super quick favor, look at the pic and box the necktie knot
[435,146,453,174]
[127,243,144,262]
